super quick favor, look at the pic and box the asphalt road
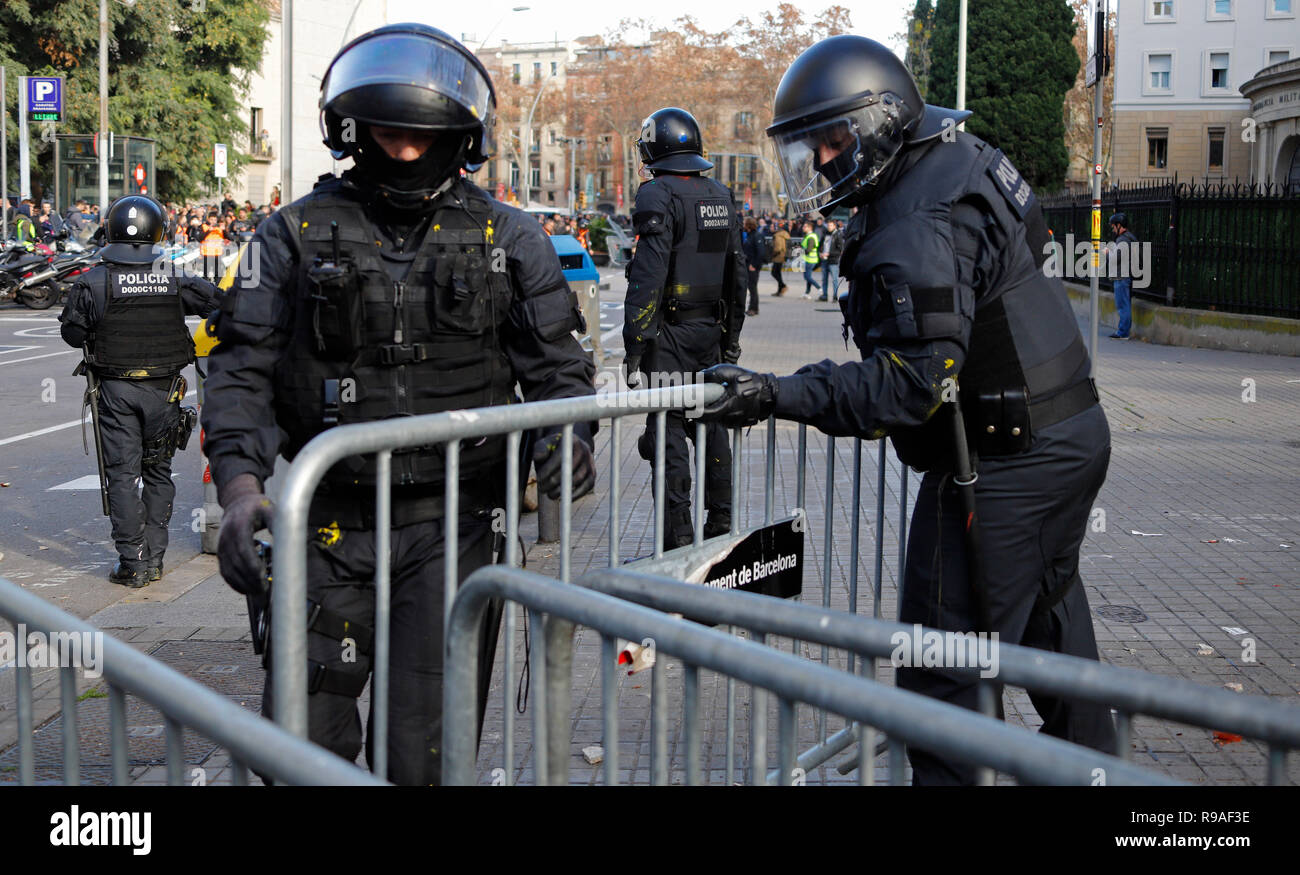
[0,303,209,619]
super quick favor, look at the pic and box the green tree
[0,0,271,205]
[904,0,935,100]
[928,0,1078,190]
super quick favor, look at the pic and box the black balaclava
[350,125,470,217]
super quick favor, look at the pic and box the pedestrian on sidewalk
[741,216,762,315]
[819,218,842,301]
[800,220,821,298]
[1107,212,1137,339]
[770,221,790,295]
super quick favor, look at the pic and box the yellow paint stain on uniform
[485,221,494,243]
[301,221,309,229]
[316,521,342,547]
[944,358,955,370]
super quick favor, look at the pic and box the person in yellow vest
[799,220,821,299]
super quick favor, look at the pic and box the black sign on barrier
[697,519,804,600]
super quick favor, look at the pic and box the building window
[510,162,520,189]
[1268,0,1293,16]
[548,129,557,145]
[1208,0,1231,17]
[1207,128,1225,175]
[1209,52,1229,90]
[547,190,555,203]
[734,111,755,140]
[551,61,558,76]
[1146,129,1169,171]
[530,163,541,188]
[511,63,520,84]
[533,62,541,82]
[1268,49,1291,65]
[1149,0,1174,19]
[1147,53,1173,91]
[547,162,556,182]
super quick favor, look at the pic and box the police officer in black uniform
[701,36,1116,784]
[200,24,596,785]
[623,107,747,550]
[59,195,217,588]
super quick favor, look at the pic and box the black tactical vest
[659,174,736,310]
[275,178,516,491]
[88,265,193,379]
[843,136,1091,468]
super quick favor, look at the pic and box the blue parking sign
[28,76,63,122]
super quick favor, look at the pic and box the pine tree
[928,0,1078,191]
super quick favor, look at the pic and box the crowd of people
[733,211,848,316]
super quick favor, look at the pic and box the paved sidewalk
[3,266,1297,785]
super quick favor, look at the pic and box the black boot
[109,560,148,589]
[703,512,731,539]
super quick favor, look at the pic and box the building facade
[1240,56,1300,189]
[226,0,391,208]
[1111,0,1298,183]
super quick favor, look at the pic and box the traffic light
[578,191,587,209]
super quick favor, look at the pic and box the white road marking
[0,389,195,447]
[49,472,181,491]
[13,325,62,338]
[0,345,40,356]
[0,348,79,367]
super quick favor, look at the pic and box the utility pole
[99,0,109,213]
[956,0,967,129]
[1088,0,1109,376]
[560,135,584,215]
[281,0,293,203]
[2,66,8,235]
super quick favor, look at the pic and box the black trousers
[97,378,179,573]
[636,325,732,545]
[746,266,760,312]
[896,404,1118,785]
[770,261,785,290]
[262,514,502,785]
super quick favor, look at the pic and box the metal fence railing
[442,565,1181,786]
[269,386,1300,786]
[577,569,1300,787]
[0,575,383,786]
[1040,177,1300,318]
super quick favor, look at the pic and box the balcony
[249,136,274,162]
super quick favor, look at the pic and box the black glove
[700,364,778,428]
[722,344,742,365]
[216,473,274,598]
[623,353,643,389]
[534,430,596,500]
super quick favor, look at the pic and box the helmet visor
[770,101,906,213]
[322,32,496,152]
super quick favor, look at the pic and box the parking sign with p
[27,76,63,122]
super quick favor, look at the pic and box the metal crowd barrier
[578,569,1300,787]
[441,565,1179,786]
[271,385,1298,785]
[0,575,382,786]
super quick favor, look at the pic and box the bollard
[537,491,560,543]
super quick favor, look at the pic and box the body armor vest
[277,178,516,492]
[659,175,735,315]
[844,135,1091,468]
[88,265,193,379]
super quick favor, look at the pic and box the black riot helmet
[766,35,972,213]
[636,107,713,175]
[319,23,497,206]
[101,195,166,265]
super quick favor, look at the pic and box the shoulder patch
[986,149,1035,220]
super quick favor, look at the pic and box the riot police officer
[200,24,596,785]
[59,195,217,587]
[701,36,1116,784]
[623,107,747,550]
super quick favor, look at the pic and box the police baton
[74,357,111,516]
[947,381,993,634]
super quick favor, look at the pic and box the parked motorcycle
[0,233,100,309]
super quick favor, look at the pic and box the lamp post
[956,0,967,130]
[476,6,530,52]
[558,135,585,215]
[520,74,553,208]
